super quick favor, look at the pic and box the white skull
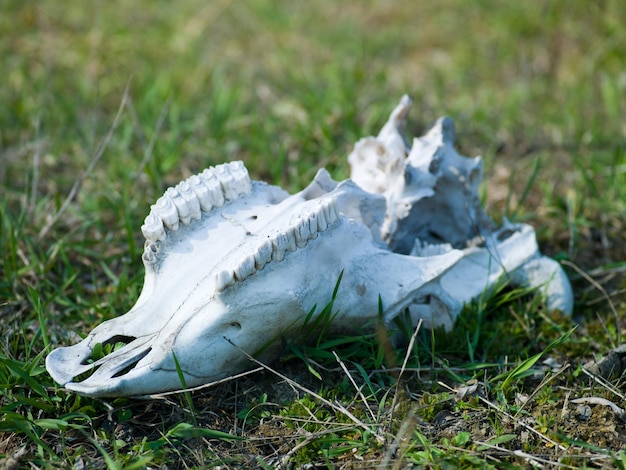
[46,161,463,397]
[46,97,574,398]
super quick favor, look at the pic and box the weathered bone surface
[349,95,573,329]
[46,97,574,398]
[46,161,463,397]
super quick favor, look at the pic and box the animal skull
[46,161,464,397]
[46,97,574,398]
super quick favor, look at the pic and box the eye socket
[229,322,242,330]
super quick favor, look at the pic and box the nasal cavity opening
[81,335,137,365]
[112,348,152,378]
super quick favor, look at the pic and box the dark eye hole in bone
[80,335,137,366]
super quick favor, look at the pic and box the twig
[562,260,620,346]
[140,366,264,399]
[579,366,625,401]
[477,395,567,451]
[390,319,423,420]
[332,351,376,422]
[224,337,385,443]
[571,397,625,418]
[38,84,130,240]
[28,115,41,217]
[513,363,570,417]
[474,442,580,469]
[134,97,171,182]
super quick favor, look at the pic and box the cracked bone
[46,161,463,397]
[349,95,573,329]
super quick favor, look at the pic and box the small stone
[577,404,592,420]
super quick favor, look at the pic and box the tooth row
[215,199,340,292]
[215,161,252,201]
[141,161,252,244]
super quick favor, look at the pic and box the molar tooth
[188,175,213,212]
[142,249,156,264]
[307,214,319,240]
[271,233,287,262]
[285,227,297,252]
[201,169,225,207]
[215,164,237,200]
[215,163,250,200]
[141,213,166,242]
[215,270,236,292]
[165,188,191,225]
[234,255,256,281]
[227,161,252,195]
[177,181,201,221]
[153,196,179,231]
[316,204,328,231]
[324,200,339,226]
[294,218,311,248]
[254,240,273,269]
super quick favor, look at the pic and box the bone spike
[141,213,166,243]
[153,196,179,231]
[177,181,201,221]
[215,269,236,292]
[254,240,273,270]
[201,169,225,207]
[188,175,213,212]
[234,255,256,282]
[165,188,192,226]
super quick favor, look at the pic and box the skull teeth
[201,170,226,208]
[165,188,192,226]
[294,217,311,248]
[176,181,201,222]
[144,162,341,290]
[141,213,165,243]
[254,240,273,270]
[234,255,256,282]
[153,195,179,231]
[187,175,214,212]
[215,269,236,292]
[143,162,253,266]
[215,161,252,200]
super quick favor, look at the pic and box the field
[2,1,626,468]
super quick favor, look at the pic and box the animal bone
[349,95,573,329]
[46,97,574,397]
[46,161,463,397]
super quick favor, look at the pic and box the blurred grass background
[3,1,624,187]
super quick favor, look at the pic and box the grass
[2,0,626,468]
